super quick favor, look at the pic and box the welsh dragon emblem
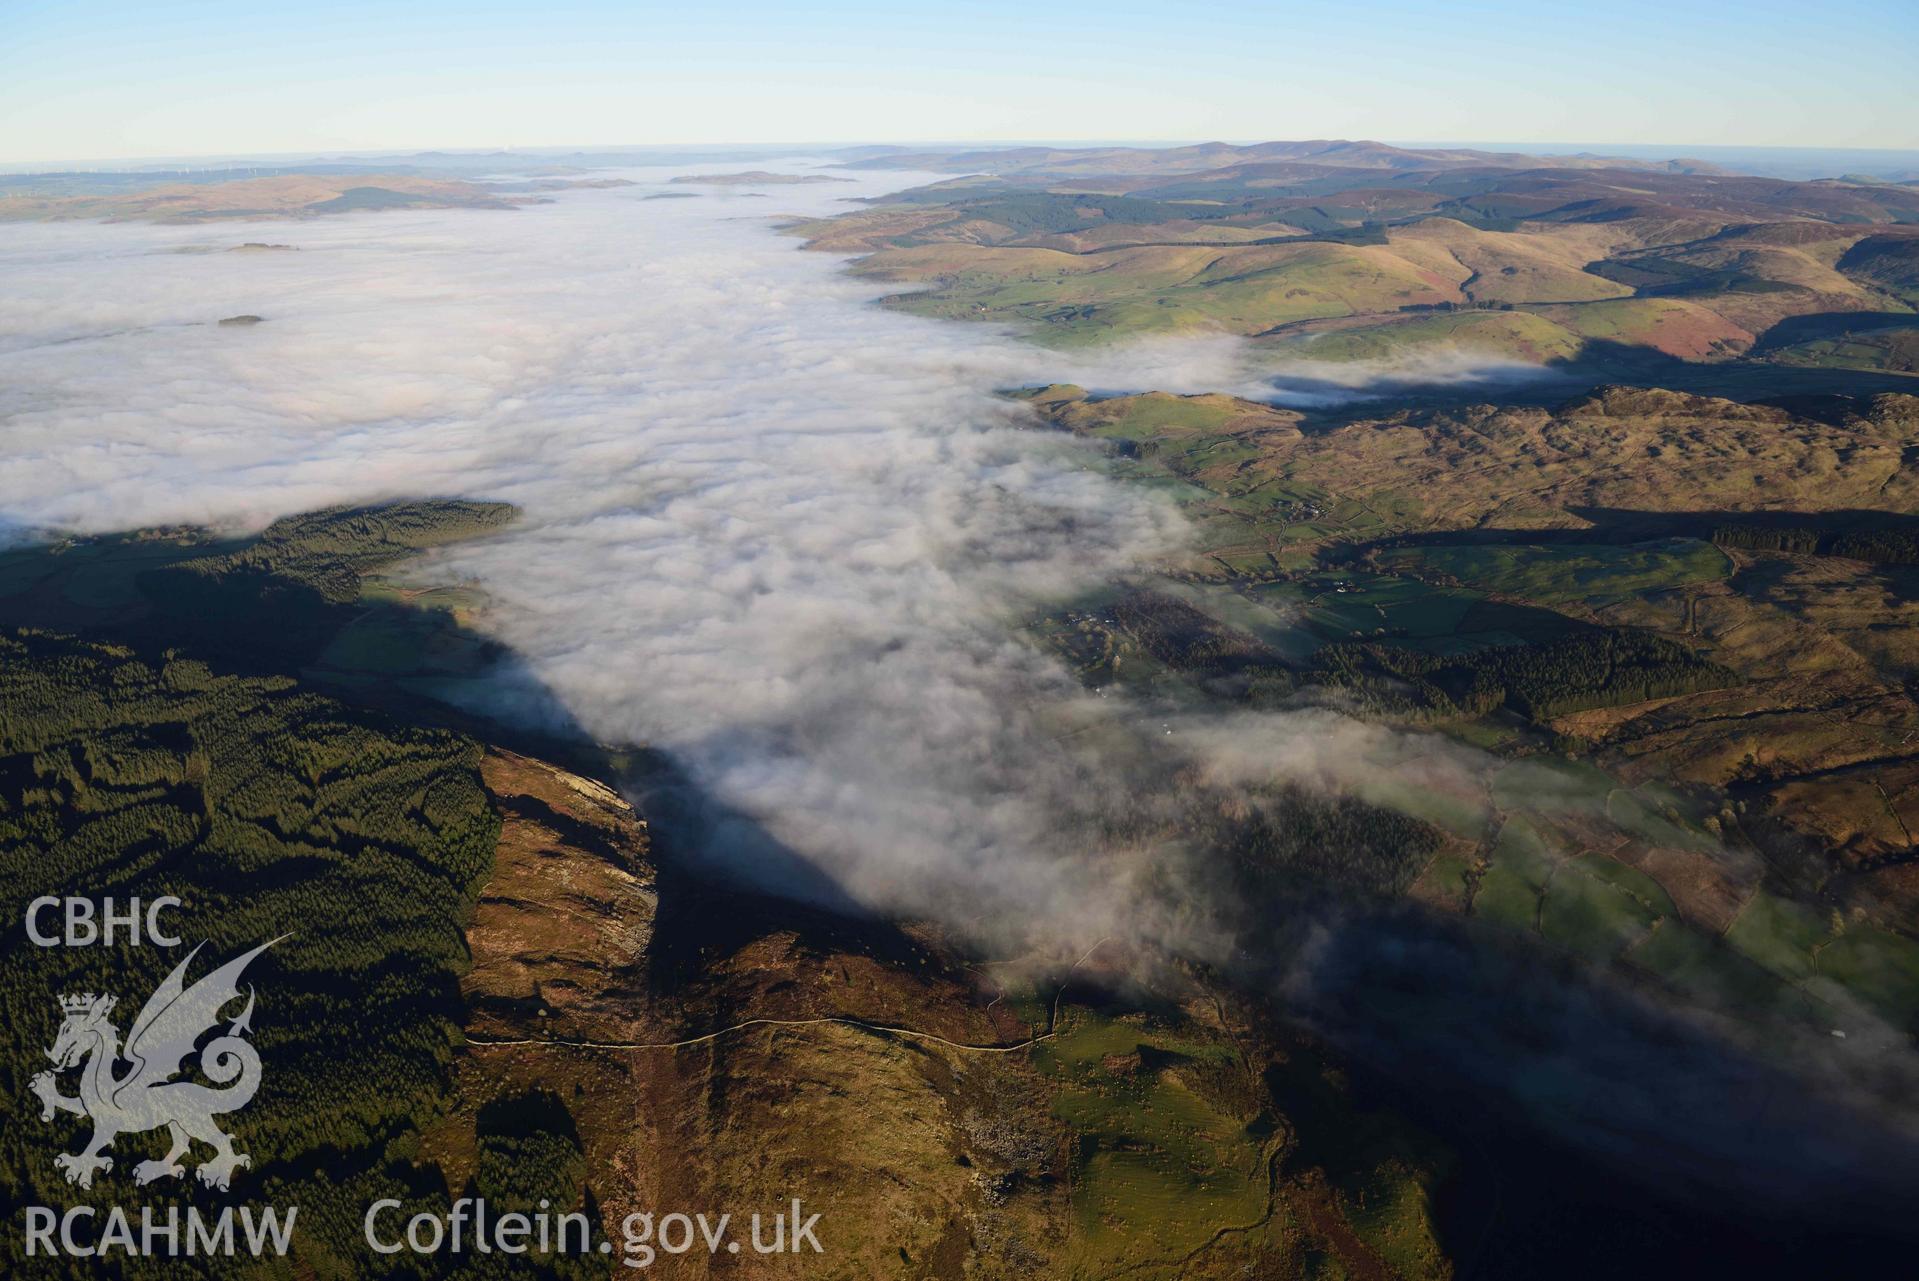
[29,939,278,1191]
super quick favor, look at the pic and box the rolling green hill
[796,143,1919,371]
[0,501,1460,1280]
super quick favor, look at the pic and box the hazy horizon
[6,138,1919,184]
[5,0,1914,165]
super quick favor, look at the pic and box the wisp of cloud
[0,166,1203,938]
[5,164,1918,1226]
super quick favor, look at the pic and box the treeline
[1713,522,1919,565]
[1112,590,1276,677]
[0,628,511,1278]
[1315,627,1737,721]
[1094,590,1735,722]
[142,499,516,665]
[194,500,517,603]
[1398,298,1521,313]
[946,192,1226,235]
[447,1090,603,1279]
[1184,783,1444,904]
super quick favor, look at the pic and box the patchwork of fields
[795,143,1919,373]
[1014,380,1919,1046]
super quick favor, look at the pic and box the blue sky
[2,0,1914,163]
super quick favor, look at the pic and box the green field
[1538,860,1666,963]
[1471,817,1555,930]
[1268,310,1585,364]
[1808,924,1919,1028]
[1381,540,1732,610]
[1293,576,1482,640]
[863,240,1457,347]
[1626,921,1805,1021]
[1767,324,1919,374]
[1726,889,1834,982]
[1034,1008,1276,1273]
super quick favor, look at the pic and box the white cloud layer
[7,166,1919,1208]
[0,166,1546,947]
[0,166,1211,937]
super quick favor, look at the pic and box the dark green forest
[0,628,498,1276]
[143,500,515,667]
[0,501,606,1279]
[1713,521,1919,565]
[1314,628,1737,721]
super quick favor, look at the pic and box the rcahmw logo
[22,938,299,1261]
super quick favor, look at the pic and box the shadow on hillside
[17,506,1919,1273]
[1542,340,1919,401]
[1261,343,1914,439]
[1254,903,1919,1276]
[1364,505,1919,552]
[1751,309,1918,354]
[1276,340,1919,433]
[0,513,874,939]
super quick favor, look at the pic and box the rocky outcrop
[462,749,657,1042]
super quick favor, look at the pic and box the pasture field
[1037,1010,1274,1269]
[1381,540,1733,610]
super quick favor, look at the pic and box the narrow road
[467,938,1114,1057]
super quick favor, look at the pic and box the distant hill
[787,141,1919,367]
[0,172,622,222]
[668,170,852,185]
[843,138,1733,178]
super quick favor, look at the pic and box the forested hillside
[0,628,505,1276]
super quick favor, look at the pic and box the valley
[6,140,1919,1278]
[0,503,1464,1279]
[787,140,1919,385]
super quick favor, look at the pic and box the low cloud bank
[1047,333,1561,407]
[0,165,1526,939]
[4,165,1916,1223]
[0,166,1194,938]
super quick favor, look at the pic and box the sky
[1,0,1915,164]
